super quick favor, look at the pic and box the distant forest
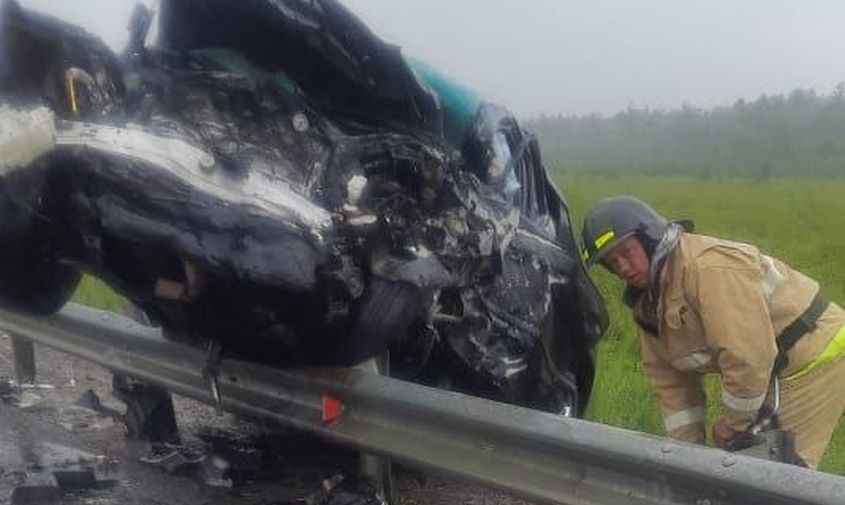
[526,85,845,178]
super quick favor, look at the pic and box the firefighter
[581,196,845,468]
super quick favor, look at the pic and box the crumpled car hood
[0,0,607,415]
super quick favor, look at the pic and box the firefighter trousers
[779,350,845,469]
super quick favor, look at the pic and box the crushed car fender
[0,0,607,416]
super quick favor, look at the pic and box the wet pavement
[0,397,320,504]
[0,335,531,505]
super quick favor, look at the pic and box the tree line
[527,85,845,179]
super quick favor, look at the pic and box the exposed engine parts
[0,0,606,415]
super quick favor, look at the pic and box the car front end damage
[0,0,606,415]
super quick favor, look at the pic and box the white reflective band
[760,255,785,297]
[663,406,705,432]
[673,352,712,371]
[721,388,766,413]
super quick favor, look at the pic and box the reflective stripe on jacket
[636,233,845,441]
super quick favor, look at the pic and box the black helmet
[581,196,688,267]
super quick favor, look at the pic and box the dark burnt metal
[0,0,606,417]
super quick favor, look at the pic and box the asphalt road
[0,336,530,505]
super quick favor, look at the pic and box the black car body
[0,0,606,415]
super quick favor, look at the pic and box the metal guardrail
[0,302,843,505]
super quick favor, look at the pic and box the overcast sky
[17,0,845,118]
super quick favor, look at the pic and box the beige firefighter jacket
[635,232,845,443]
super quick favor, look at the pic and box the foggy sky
[17,0,845,118]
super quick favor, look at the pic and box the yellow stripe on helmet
[594,229,616,250]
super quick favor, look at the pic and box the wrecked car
[0,0,606,416]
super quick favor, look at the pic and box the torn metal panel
[157,0,443,136]
[54,121,333,235]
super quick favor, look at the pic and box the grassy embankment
[71,175,845,474]
[556,174,845,474]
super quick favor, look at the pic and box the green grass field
[71,174,845,474]
[555,174,845,474]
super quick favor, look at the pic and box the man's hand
[712,417,739,449]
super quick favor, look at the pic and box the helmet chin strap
[622,223,684,308]
[647,222,684,286]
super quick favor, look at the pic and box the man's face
[602,235,650,289]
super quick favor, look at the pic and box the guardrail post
[10,334,36,384]
[357,353,393,502]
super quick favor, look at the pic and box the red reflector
[322,394,343,423]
